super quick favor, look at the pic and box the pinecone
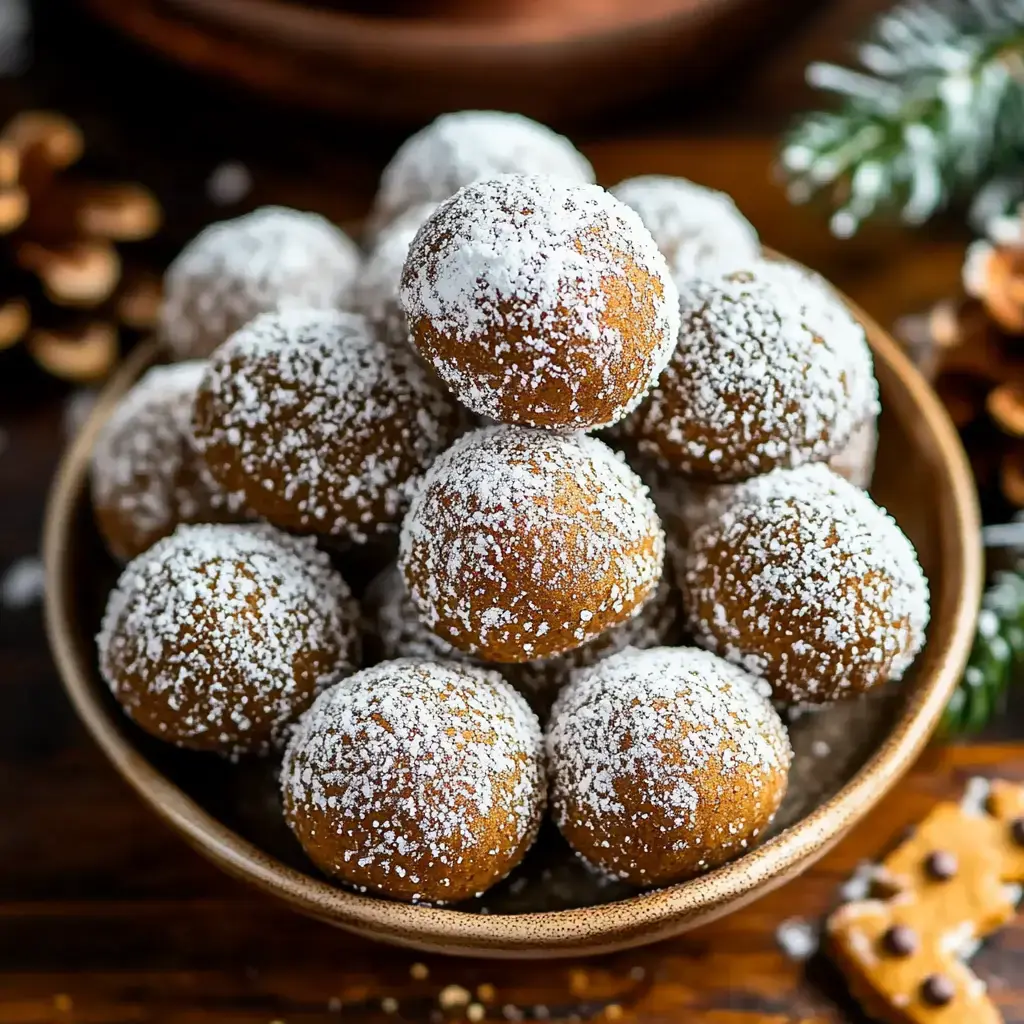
[894,209,1024,511]
[0,110,162,382]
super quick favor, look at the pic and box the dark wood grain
[1,0,1018,1020]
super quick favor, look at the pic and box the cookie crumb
[410,962,430,980]
[439,985,472,1010]
[569,969,589,995]
[775,917,819,961]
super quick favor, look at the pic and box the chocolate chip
[1011,818,1024,847]
[924,850,957,881]
[920,974,956,1007]
[881,925,918,957]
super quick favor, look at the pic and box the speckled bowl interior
[44,264,982,958]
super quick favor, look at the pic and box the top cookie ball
[610,175,760,286]
[160,206,361,361]
[623,260,878,482]
[368,110,594,239]
[401,174,680,431]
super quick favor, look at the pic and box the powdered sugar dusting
[546,646,792,881]
[193,308,459,541]
[681,471,930,702]
[281,658,545,903]
[610,175,760,286]
[369,110,594,238]
[399,425,665,663]
[625,260,878,481]
[97,522,358,756]
[776,917,820,961]
[400,174,680,430]
[91,362,245,560]
[160,206,362,360]
[352,202,439,339]
[367,564,681,702]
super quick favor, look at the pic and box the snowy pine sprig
[779,0,1024,237]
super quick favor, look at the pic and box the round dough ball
[352,201,439,340]
[97,523,359,756]
[367,564,682,713]
[680,469,930,703]
[610,175,760,285]
[281,658,545,904]
[368,109,594,239]
[401,174,680,431]
[399,425,665,663]
[160,206,361,361]
[623,260,879,482]
[192,308,461,542]
[91,362,246,561]
[547,646,792,885]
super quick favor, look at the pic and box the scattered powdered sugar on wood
[366,564,681,706]
[839,860,882,902]
[1,554,44,609]
[609,175,760,286]
[97,522,358,756]
[160,206,362,360]
[192,308,459,542]
[281,658,545,903]
[546,646,791,881]
[91,362,244,559]
[625,260,878,480]
[961,776,992,817]
[399,425,665,662]
[775,917,820,961]
[400,174,679,431]
[368,110,594,239]
[681,470,930,702]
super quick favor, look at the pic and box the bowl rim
[43,271,983,957]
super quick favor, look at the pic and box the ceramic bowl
[43,269,981,958]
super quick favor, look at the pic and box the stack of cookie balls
[90,109,930,906]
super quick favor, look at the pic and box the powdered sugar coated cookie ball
[367,564,682,713]
[97,523,359,756]
[352,201,438,340]
[547,646,792,885]
[680,470,930,703]
[91,362,246,562]
[368,110,593,239]
[399,425,665,663]
[401,174,679,430]
[160,206,361,360]
[281,658,545,903]
[610,175,760,285]
[192,308,461,542]
[623,261,878,481]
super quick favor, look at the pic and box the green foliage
[941,569,1024,736]
[779,0,1024,237]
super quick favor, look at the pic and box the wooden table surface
[3,1,1023,1022]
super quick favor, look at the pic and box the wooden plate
[43,272,982,958]
[78,0,796,125]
